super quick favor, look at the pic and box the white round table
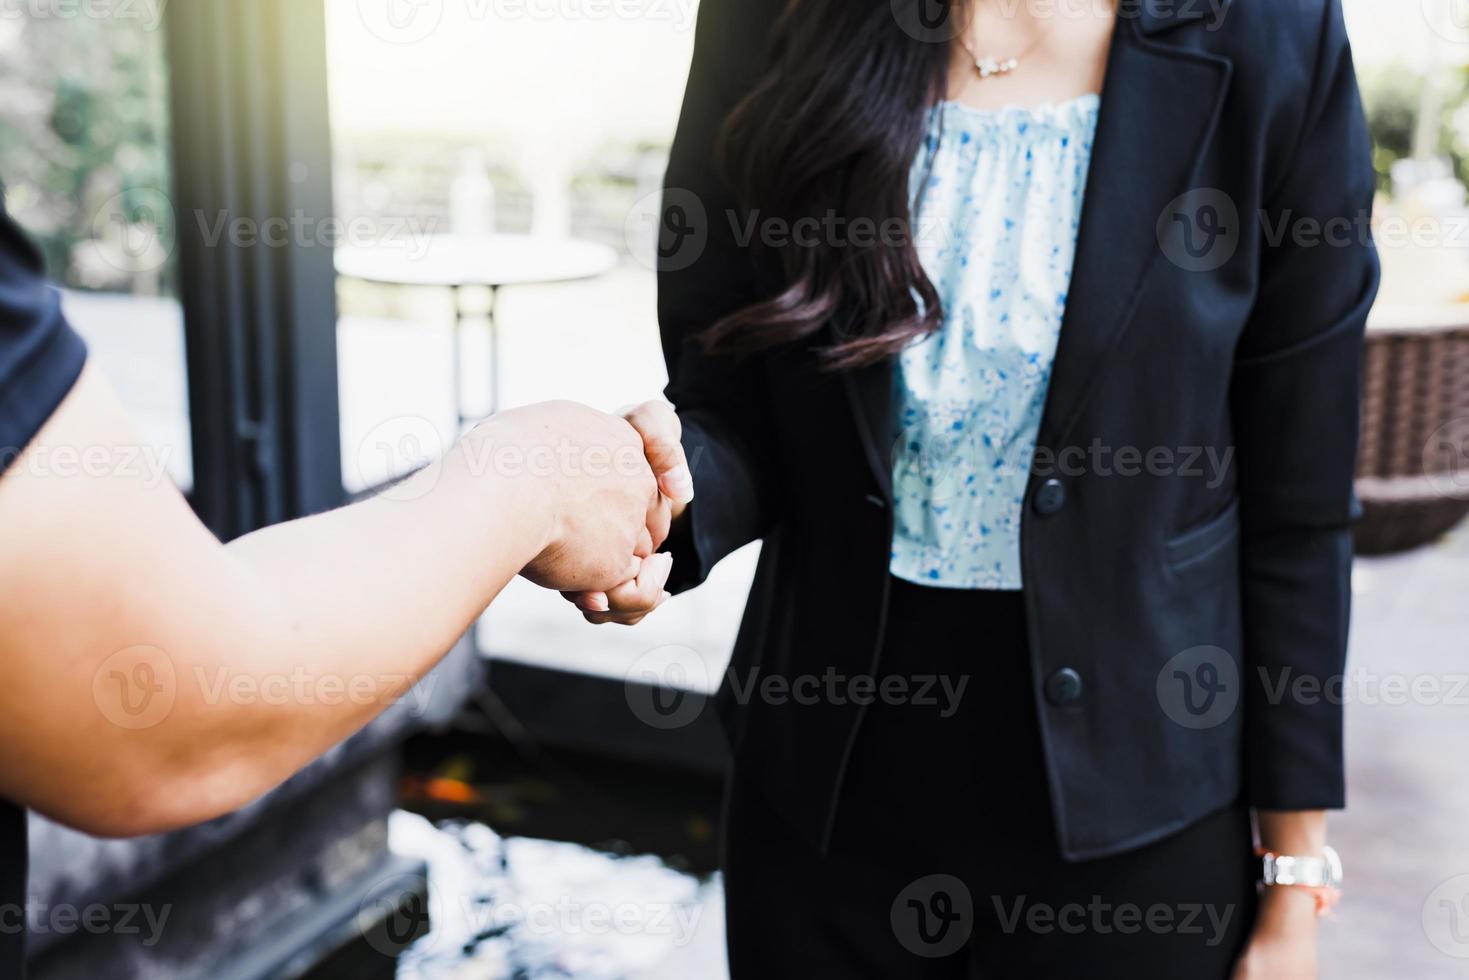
[336,233,619,423]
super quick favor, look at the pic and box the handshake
[482,399,694,626]
[0,364,710,844]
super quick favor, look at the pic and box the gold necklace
[958,23,1052,80]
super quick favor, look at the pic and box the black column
[165,0,343,539]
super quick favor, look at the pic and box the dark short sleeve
[0,802,23,974]
[0,202,87,474]
[0,200,85,976]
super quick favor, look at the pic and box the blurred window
[323,0,753,678]
[0,9,191,490]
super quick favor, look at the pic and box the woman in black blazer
[573,0,1378,975]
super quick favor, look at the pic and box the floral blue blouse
[890,94,1100,590]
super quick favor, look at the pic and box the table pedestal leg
[451,284,468,431]
[487,284,500,416]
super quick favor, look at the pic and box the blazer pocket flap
[1165,498,1241,569]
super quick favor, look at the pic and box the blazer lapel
[842,13,1234,500]
[1037,16,1233,453]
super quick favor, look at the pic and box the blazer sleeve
[657,0,783,593]
[1231,0,1380,810]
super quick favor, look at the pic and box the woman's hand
[1233,810,1327,979]
[1231,887,1319,980]
[565,400,694,624]
[480,400,661,593]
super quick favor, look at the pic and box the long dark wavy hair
[703,0,957,370]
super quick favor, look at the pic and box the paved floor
[1323,522,1469,977]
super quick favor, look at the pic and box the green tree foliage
[1361,65,1469,194]
[0,12,173,293]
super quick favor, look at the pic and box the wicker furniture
[1354,309,1469,555]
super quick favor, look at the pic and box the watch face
[1323,845,1343,888]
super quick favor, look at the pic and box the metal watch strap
[1261,844,1344,889]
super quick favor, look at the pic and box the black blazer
[659,0,1379,860]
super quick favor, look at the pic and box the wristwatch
[1259,844,1343,917]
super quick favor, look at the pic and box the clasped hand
[496,400,691,623]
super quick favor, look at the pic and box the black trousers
[723,579,1258,979]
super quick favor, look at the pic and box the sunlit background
[1,1,1468,977]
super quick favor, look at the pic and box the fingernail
[661,464,695,504]
[583,592,609,613]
